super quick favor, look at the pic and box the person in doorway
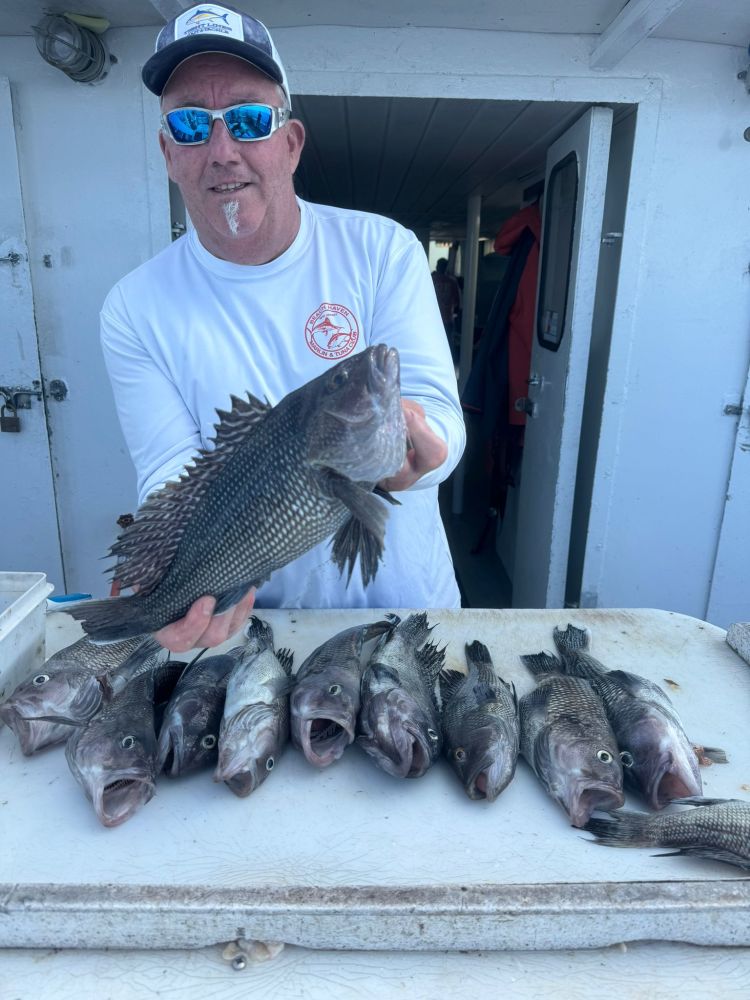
[100,3,465,652]
[431,257,461,348]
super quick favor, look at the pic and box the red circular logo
[305,303,360,360]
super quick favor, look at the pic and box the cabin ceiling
[5,1,748,240]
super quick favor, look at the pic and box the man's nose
[206,117,241,161]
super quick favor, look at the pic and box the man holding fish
[96,4,465,651]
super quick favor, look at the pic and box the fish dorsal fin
[416,640,446,683]
[276,647,294,676]
[439,667,468,704]
[111,393,271,593]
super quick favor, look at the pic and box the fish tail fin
[60,594,152,642]
[520,651,563,676]
[553,624,590,655]
[583,810,656,847]
[362,618,399,643]
[243,615,274,652]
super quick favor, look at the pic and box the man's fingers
[153,589,256,653]
[154,595,216,653]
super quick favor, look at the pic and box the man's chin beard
[222,199,241,235]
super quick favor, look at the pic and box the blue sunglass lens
[166,105,275,144]
[224,105,274,139]
[165,108,212,143]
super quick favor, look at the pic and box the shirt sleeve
[371,232,466,490]
[100,287,202,506]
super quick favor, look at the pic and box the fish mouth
[0,705,68,756]
[298,714,354,768]
[565,782,625,829]
[156,724,183,777]
[466,756,516,802]
[222,771,259,797]
[646,751,701,810]
[93,774,155,828]
[363,719,432,779]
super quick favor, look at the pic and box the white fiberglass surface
[1,607,747,889]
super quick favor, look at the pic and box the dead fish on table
[157,649,243,777]
[551,624,726,810]
[0,635,162,755]
[291,617,396,768]
[584,797,750,873]
[440,640,520,802]
[357,612,444,779]
[65,644,166,827]
[214,617,293,798]
[519,655,624,828]
[62,345,407,642]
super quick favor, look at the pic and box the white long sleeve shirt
[100,198,465,609]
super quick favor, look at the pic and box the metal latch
[601,232,623,245]
[0,250,23,265]
[514,396,538,418]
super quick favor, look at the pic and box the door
[706,358,750,629]
[0,77,64,589]
[512,106,613,609]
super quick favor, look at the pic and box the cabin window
[536,151,578,351]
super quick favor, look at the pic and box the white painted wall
[1,23,748,621]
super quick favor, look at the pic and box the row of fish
[1,616,747,874]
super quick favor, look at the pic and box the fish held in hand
[584,797,750,872]
[440,640,520,801]
[519,656,624,828]
[63,345,407,642]
[65,658,163,828]
[551,623,716,809]
[214,617,293,797]
[0,634,159,755]
[291,617,396,768]
[157,650,241,777]
[357,612,444,779]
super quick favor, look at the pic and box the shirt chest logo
[305,303,360,360]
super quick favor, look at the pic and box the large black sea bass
[65,346,407,641]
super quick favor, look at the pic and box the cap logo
[305,304,360,360]
[175,6,244,42]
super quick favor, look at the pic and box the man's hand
[153,588,256,654]
[378,399,448,493]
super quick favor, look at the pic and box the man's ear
[286,118,306,173]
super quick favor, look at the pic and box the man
[431,257,461,344]
[101,3,465,652]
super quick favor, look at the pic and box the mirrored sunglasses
[161,103,290,145]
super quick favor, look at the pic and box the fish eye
[330,370,348,389]
[121,735,136,750]
[427,728,439,742]
[201,734,217,750]
[619,751,634,768]
[454,747,467,762]
[32,674,50,686]
[265,757,275,771]
[328,683,342,696]
[597,749,614,764]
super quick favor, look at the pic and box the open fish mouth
[93,774,155,828]
[377,721,432,779]
[300,715,354,768]
[156,725,183,776]
[566,782,625,829]
[467,756,516,802]
[646,752,701,810]
[0,705,68,756]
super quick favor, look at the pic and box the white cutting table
[1,607,749,996]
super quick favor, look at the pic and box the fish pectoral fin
[323,475,389,587]
[372,485,401,506]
